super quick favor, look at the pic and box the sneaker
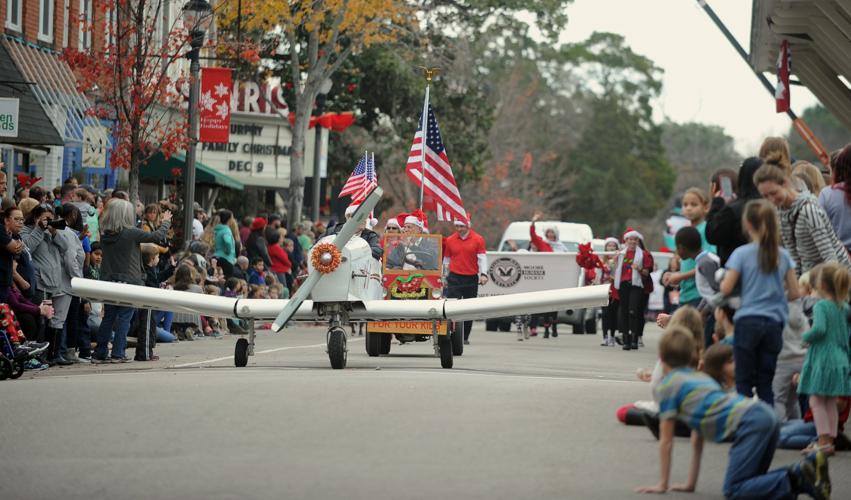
[24,341,50,352]
[92,356,111,364]
[614,335,623,346]
[607,336,616,347]
[64,349,81,364]
[600,336,609,346]
[638,338,645,348]
[78,354,93,363]
[24,358,48,371]
[14,344,47,358]
[110,357,131,363]
[797,451,830,499]
[463,340,470,345]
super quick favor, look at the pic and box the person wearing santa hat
[442,214,487,346]
[246,217,272,270]
[601,237,621,347]
[323,203,383,260]
[614,228,654,350]
[386,211,438,270]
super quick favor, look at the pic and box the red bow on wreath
[16,173,42,189]
[575,242,604,282]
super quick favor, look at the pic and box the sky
[556,0,820,155]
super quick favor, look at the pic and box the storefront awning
[0,43,62,147]
[144,152,245,190]
[2,36,111,148]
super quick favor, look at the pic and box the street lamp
[181,0,212,248]
[312,78,332,223]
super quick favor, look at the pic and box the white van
[497,221,593,252]
[489,220,597,334]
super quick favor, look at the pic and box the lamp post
[181,0,212,248]
[312,78,332,223]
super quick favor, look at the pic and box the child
[702,343,735,390]
[247,257,266,286]
[712,303,736,345]
[680,187,716,253]
[637,327,830,498]
[774,291,809,422]
[202,284,225,337]
[720,199,799,405]
[615,228,654,350]
[663,226,702,309]
[601,237,620,347]
[797,262,851,455]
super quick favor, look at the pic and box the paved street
[2,323,848,499]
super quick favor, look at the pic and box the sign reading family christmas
[199,68,233,143]
[0,98,20,138]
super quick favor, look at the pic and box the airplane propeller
[271,186,384,332]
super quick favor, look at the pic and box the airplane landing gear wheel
[365,331,381,357]
[438,334,453,369]
[234,338,249,367]
[451,322,463,356]
[328,327,347,369]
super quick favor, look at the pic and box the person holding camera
[94,199,171,363]
[21,205,74,365]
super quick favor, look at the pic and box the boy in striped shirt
[636,327,830,498]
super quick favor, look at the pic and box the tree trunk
[129,149,141,206]
[287,93,314,226]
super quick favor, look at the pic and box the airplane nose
[320,252,334,265]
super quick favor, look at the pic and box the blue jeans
[778,419,817,449]
[154,310,173,333]
[156,327,176,343]
[95,304,135,359]
[723,402,792,499]
[733,316,783,405]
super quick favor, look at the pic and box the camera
[47,219,67,230]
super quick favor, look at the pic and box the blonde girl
[797,262,851,455]
[720,199,800,404]
[681,187,715,252]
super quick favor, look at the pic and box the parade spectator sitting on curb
[248,258,266,286]
[636,327,830,498]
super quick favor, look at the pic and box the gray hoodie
[100,221,170,285]
[21,225,63,294]
[52,227,85,294]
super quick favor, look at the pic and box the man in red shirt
[442,215,487,346]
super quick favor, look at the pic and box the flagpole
[418,67,439,210]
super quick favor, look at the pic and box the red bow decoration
[16,173,42,189]
[287,111,355,132]
[575,242,605,282]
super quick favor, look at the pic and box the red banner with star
[776,40,790,113]
[199,68,233,143]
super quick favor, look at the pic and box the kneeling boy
[636,327,830,499]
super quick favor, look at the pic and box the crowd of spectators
[0,168,328,368]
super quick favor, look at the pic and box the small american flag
[405,104,466,222]
[352,153,377,203]
[339,155,367,198]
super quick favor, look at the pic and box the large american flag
[339,153,377,202]
[405,104,466,222]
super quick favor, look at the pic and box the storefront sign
[82,124,109,168]
[200,68,233,143]
[0,98,20,138]
[197,113,293,188]
[479,252,582,297]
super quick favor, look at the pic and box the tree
[63,0,190,204]
[788,104,850,165]
[661,121,741,193]
[219,0,413,224]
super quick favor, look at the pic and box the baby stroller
[0,328,28,380]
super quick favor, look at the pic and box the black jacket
[246,229,272,268]
[706,157,762,265]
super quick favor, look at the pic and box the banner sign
[776,40,790,113]
[0,98,20,138]
[479,252,583,297]
[367,321,448,336]
[199,68,233,143]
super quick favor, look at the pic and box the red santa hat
[604,237,620,249]
[411,209,429,233]
[622,227,643,242]
[396,212,409,228]
[384,217,401,230]
[404,213,424,229]
[453,214,470,227]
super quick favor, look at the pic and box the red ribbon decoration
[287,112,355,132]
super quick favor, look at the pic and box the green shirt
[298,234,313,252]
[679,257,700,304]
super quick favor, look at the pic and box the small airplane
[72,187,610,369]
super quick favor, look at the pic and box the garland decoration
[311,243,342,274]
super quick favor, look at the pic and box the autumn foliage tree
[218,0,413,224]
[63,0,191,204]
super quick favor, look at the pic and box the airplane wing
[72,278,609,322]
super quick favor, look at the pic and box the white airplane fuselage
[308,235,384,304]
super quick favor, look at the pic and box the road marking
[172,338,364,368]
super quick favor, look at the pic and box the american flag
[339,155,367,198]
[352,153,377,203]
[405,104,466,222]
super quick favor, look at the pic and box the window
[38,0,55,42]
[5,0,21,31]
[78,0,92,49]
